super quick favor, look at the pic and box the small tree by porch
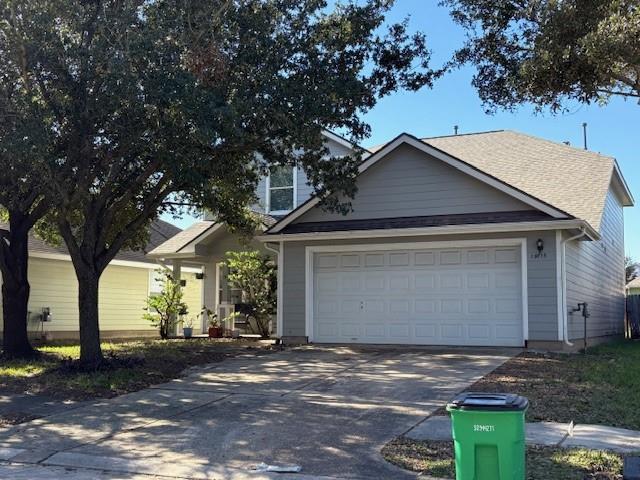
[224,251,277,339]
[144,269,188,340]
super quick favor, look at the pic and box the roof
[149,212,277,256]
[422,130,630,232]
[279,210,552,234]
[628,277,640,290]
[274,129,632,235]
[1,219,180,265]
[148,221,216,256]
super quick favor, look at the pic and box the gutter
[257,219,599,243]
[560,227,587,346]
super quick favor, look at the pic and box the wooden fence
[626,295,640,339]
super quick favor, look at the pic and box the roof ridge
[422,129,505,140]
[500,129,615,161]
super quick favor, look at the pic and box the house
[0,220,202,340]
[628,277,640,296]
[151,130,634,350]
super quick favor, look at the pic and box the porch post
[203,259,218,332]
[172,260,182,336]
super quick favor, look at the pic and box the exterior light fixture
[536,238,544,253]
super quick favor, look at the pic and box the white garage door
[312,245,524,347]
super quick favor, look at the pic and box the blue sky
[166,0,639,258]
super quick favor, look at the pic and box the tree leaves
[443,0,640,112]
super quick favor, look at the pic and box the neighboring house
[151,129,634,350]
[0,220,202,340]
[628,277,640,296]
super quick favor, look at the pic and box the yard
[0,339,275,402]
[383,439,627,480]
[454,340,640,429]
[384,340,640,479]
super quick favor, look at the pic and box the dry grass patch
[0,339,275,400]
[382,438,627,480]
[436,340,640,429]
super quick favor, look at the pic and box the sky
[166,0,639,258]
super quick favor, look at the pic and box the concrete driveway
[0,346,516,479]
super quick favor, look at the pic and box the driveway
[0,346,516,479]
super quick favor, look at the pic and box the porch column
[171,260,182,336]
[203,259,218,331]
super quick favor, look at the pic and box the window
[149,270,165,296]
[266,165,296,214]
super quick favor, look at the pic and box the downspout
[560,227,587,346]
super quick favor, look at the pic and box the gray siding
[254,138,354,214]
[565,188,625,339]
[281,231,559,341]
[297,144,531,223]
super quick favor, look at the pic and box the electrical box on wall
[40,307,52,322]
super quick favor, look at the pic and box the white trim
[31,252,202,272]
[521,240,529,342]
[555,230,564,341]
[269,133,569,233]
[321,130,363,153]
[612,160,634,206]
[177,222,224,254]
[304,238,528,345]
[277,241,284,337]
[266,165,298,216]
[259,219,599,243]
[560,228,587,345]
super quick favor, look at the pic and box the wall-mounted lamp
[536,238,544,254]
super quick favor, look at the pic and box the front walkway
[407,415,640,453]
[0,346,515,479]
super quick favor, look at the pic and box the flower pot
[208,326,223,338]
[183,327,193,338]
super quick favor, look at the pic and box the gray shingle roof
[149,212,278,256]
[0,219,180,265]
[148,221,216,256]
[422,130,619,232]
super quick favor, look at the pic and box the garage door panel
[365,275,386,291]
[313,245,523,347]
[363,299,385,314]
[414,323,438,339]
[468,324,491,340]
[415,273,436,289]
[415,252,435,265]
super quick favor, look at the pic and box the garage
[309,242,526,347]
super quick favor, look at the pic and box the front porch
[147,220,275,336]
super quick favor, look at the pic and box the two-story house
[150,129,634,350]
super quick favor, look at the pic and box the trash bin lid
[446,393,529,411]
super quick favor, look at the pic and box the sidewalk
[406,415,640,453]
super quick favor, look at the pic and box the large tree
[2,0,433,365]
[0,10,54,357]
[443,0,640,112]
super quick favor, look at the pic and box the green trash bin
[446,393,528,480]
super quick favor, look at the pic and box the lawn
[0,339,275,401]
[444,340,640,430]
[382,438,626,480]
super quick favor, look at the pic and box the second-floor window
[267,165,296,214]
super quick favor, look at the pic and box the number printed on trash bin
[473,424,495,432]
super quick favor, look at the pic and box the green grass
[382,439,627,480]
[458,339,640,429]
[0,339,273,400]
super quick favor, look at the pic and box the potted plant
[182,316,194,339]
[208,315,223,338]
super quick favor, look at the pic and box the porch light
[536,238,544,253]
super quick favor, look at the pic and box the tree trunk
[76,268,104,365]
[0,216,36,359]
